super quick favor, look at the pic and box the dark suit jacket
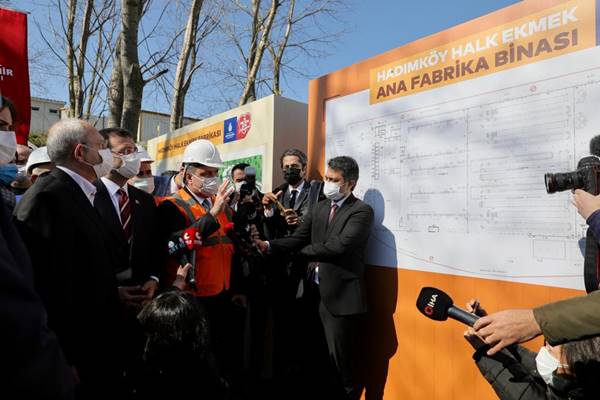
[13,168,121,379]
[94,179,162,283]
[153,175,173,197]
[270,194,374,315]
[0,196,74,398]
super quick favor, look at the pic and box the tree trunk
[65,0,78,117]
[108,34,123,127]
[120,0,144,135]
[74,0,94,118]
[170,0,203,132]
[239,0,280,106]
[271,0,294,95]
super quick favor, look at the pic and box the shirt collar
[57,166,97,205]
[289,180,305,194]
[186,186,211,208]
[101,176,128,197]
[332,193,351,208]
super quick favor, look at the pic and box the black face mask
[283,167,302,185]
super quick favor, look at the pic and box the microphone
[416,287,479,327]
[167,227,202,290]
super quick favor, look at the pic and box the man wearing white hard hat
[157,139,246,391]
[25,146,55,183]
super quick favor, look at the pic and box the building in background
[29,96,199,145]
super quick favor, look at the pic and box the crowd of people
[1,95,375,400]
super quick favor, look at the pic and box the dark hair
[231,163,249,178]
[280,148,307,168]
[138,291,209,361]
[590,135,600,157]
[161,170,178,178]
[327,156,359,183]
[562,336,600,393]
[0,96,17,124]
[99,127,135,148]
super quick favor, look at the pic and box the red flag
[0,8,30,144]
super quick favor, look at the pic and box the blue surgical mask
[0,163,18,185]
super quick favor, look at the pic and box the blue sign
[224,116,238,143]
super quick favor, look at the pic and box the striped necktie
[118,188,132,242]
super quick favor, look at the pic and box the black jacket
[13,168,121,381]
[0,196,74,399]
[474,345,583,400]
[270,194,374,315]
[94,179,163,283]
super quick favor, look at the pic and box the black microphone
[167,233,195,289]
[416,287,479,327]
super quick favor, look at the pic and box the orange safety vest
[162,188,234,297]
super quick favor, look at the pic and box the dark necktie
[118,189,132,242]
[289,189,298,209]
[328,203,338,225]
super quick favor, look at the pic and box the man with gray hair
[14,118,135,398]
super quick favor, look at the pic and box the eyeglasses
[137,169,153,178]
[0,119,13,132]
[115,148,140,157]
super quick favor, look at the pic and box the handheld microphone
[182,227,201,289]
[416,287,479,327]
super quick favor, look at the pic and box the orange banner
[370,0,596,104]
[155,122,222,161]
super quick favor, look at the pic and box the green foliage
[28,131,48,148]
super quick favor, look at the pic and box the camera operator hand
[210,179,234,217]
[262,190,283,211]
[173,263,192,291]
[473,308,541,355]
[283,208,299,227]
[572,189,600,219]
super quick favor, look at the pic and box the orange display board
[307,1,590,398]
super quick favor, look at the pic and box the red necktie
[328,203,338,224]
[118,189,132,242]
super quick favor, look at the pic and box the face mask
[130,176,155,194]
[0,163,17,185]
[0,131,17,165]
[81,145,114,179]
[324,180,346,201]
[190,174,220,196]
[234,181,245,193]
[536,346,568,386]
[283,167,302,185]
[115,153,141,179]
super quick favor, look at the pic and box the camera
[239,166,257,199]
[545,156,600,195]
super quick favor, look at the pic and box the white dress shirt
[57,166,97,205]
[101,177,128,223]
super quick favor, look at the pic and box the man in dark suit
[0,100,74,398]
[14,119,138,398]
[256,156,374,400]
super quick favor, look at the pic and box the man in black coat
[0,103,74,398]
[13,119,132,398]
[256,156,374,400]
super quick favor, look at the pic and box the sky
[15,0,521,118]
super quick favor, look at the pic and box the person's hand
[250,224,260,241]
[473,309,541,355]
[572,189,600,220]
[466,298,487,317]
[283,209,299,226]
[173,263,192,291]
[464,328,487,351]
[210,179,235,217]
[262,191,282,210]
[231,294,248,308]
[254,239,269,253]
[118,285,150,310]
[140,279,158,305]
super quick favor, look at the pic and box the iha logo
[0,65,14,81]
[424,294,438,315]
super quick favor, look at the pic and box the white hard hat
[25,146,52,174]
[181,139,224,168]
[138,148,154,163]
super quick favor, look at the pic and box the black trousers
[319,302,365,400]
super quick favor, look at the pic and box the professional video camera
[545,155,600,293]
[239,166,258,199]
[545,156,600,195]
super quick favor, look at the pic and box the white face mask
[0,131,17,165]
[323,180,345,201]
[115,153,141,179]
[81,145,114,179]
[234,181,245,193]
[129,176,154,194]
[536,346,568,386]
[190,174,220,196]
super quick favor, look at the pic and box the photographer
[465,299,599,399]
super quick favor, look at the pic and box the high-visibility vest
[162,188,234,297]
